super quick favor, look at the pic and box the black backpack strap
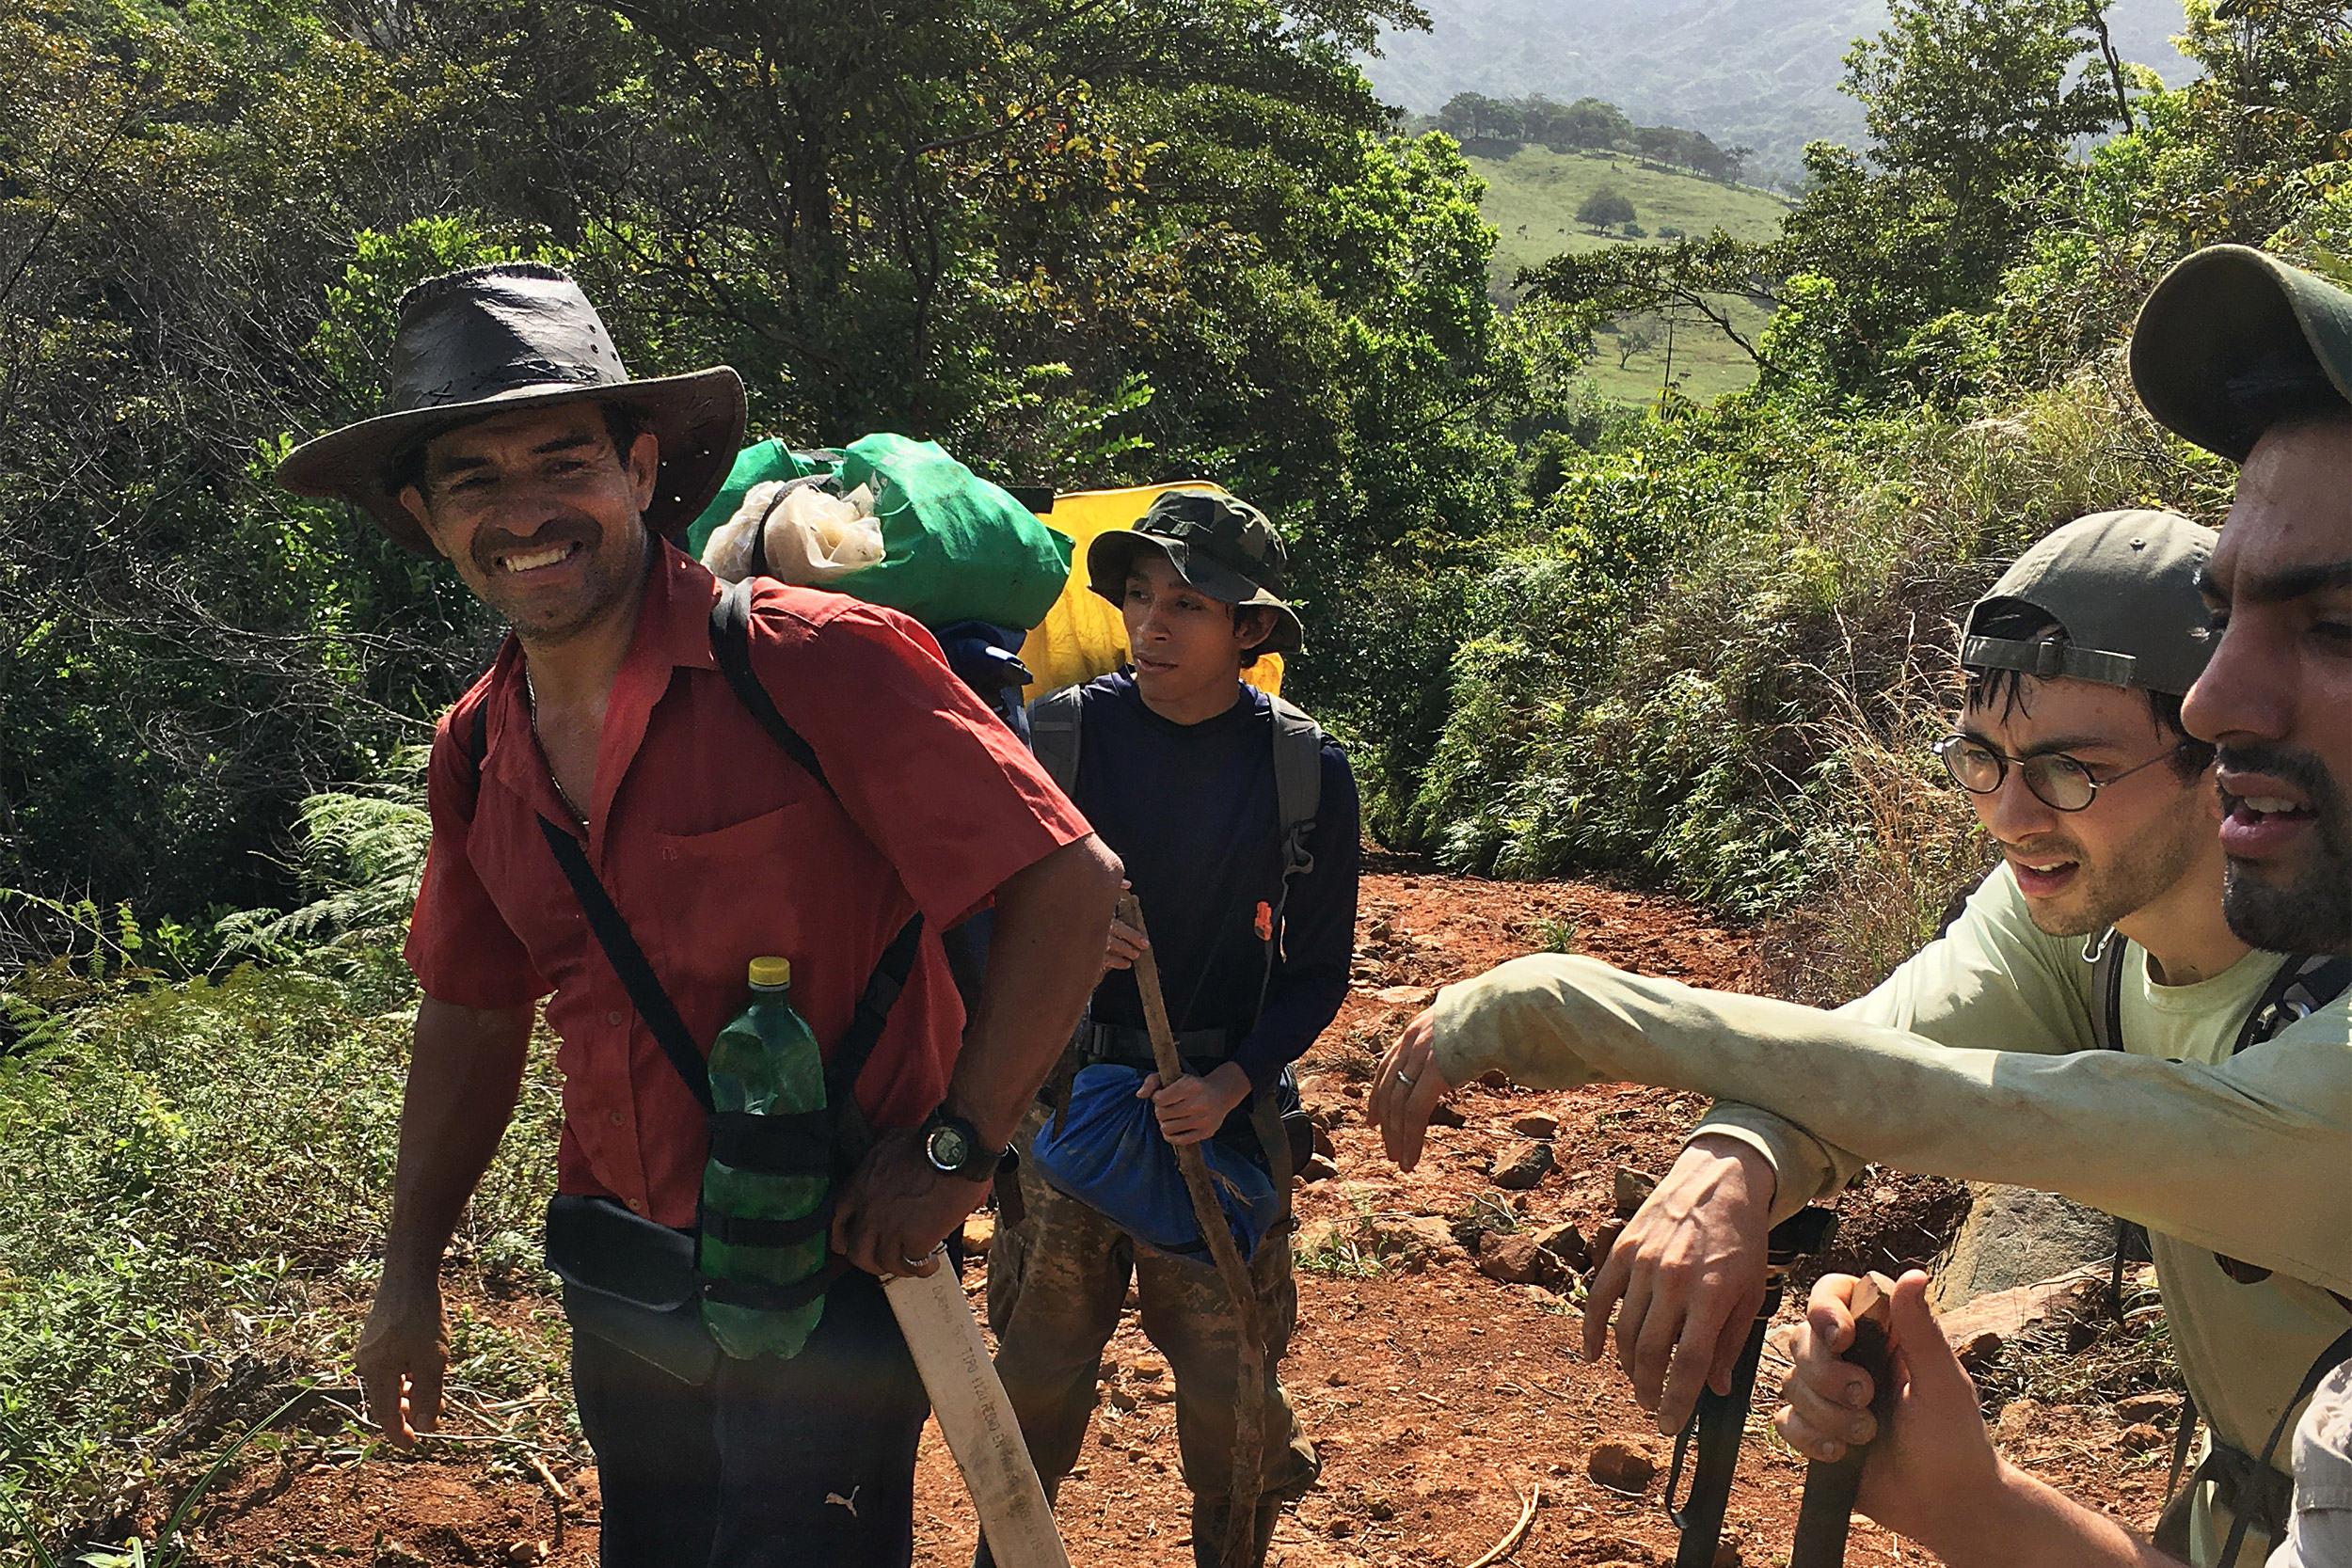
[2203,953,2350,1287]
[2084,935,2145,1312]
[1027,684,1084,798]
[2233,951,2351,1056]
[538,815,715,1114]
[707,574,926,1142]
[2088,931,2127,1054]
[823,911,926,1168]
[709,577,833,798]
[445,679,498,822]
[2217,1322,2352,1565]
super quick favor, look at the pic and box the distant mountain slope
[1365,0,2198,178]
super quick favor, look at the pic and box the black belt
[1080,1022,1230,1068]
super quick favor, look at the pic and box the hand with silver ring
[1367,1006,1457,1172]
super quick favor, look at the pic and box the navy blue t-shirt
[1070,673,1359,1092]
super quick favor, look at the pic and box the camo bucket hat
[1086,488,1304,655]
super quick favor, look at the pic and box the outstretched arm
[1370,956,2351,1296]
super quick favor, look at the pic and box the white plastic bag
[699,479,885,586]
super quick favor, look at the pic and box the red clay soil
[167,863,2169,1568]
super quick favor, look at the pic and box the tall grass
[1405,367,2226,947]
[0,768,563,1561]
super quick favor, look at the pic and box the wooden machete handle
[1788,1271,1899,1568]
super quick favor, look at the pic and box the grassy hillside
[1364,0,2197,181]
[1470,146,1789,402]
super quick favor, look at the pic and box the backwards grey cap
[1961,509,2217,695]
[2129,244,2352,462]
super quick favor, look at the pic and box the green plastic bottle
[700,955,830,1358]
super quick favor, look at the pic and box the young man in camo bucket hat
[979,488,1360,1567]
[278,261,1122,1567]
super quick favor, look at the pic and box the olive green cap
[748,956,790,988]
[1961,510,2217,695]
[2129,245,2352,463]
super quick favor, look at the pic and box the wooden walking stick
[1120,892,1270,1568]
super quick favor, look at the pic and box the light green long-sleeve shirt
[1429,863,2350,1501]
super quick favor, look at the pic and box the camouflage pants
[986,1104,1319,1547]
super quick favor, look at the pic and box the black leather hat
[278,262,746,555]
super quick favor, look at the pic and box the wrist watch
[919,1107,1003,1181]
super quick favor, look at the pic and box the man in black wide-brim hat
[280,261,1122,1567]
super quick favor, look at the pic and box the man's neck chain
[523,669,590,828]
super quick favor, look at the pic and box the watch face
[928,1121,972,1172]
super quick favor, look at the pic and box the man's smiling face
[2183,413,2352,956]
[1958,676,2215,938]
[397,404,658,645]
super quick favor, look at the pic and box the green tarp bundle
[683,434,1073,632]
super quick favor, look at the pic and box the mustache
[1999,832,2084,861]
[2215,742,2344,815]
[470,516,602,578]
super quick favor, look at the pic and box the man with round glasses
[1369,496,2344,1562]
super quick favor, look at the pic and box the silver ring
[900,1254,930,1269]
[1394,1070,1416,1086]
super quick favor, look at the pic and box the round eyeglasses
[1931,735,2184,813]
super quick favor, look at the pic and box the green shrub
[0,957,565,1555]
[1406,372,2218,915]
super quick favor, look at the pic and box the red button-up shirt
[405,544,1089,1226]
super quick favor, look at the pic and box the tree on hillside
[1439,91,1520,143]
[1555,97,1634,151]
[1577,185,1635,230]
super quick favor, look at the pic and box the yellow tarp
[1018,481,1282,703]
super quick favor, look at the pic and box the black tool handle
[1668,1313,1768,1568]
[1788,1308,1897,1568]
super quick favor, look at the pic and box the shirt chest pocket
[639,801,824,995]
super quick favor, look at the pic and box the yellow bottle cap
[747,956,791,988]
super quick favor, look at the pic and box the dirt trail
[180,863,2169,1568]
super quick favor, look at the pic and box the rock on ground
[1475,1232,1565,1289]
[1490,1140,1555,1190]
[1931,1183,2119,1312]
[1586,1439,1659,1496]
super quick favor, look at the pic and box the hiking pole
[1664,1206,1839,1568]
[882,1257,1072,1568]
[1787,1271,1899,1568]
[1120,892,1270,1568]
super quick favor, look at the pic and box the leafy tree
[1577,185,1635,230]
[1842,0,2117,273]
[1521,231,1782,372]
[1439,91,1518,143]
[0,0,1538,925]
[1553,97,1634,151]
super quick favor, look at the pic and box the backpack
[1028,680,1325,1006]
[1023,679,1326,1251]
[2085,932,2352,1556]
